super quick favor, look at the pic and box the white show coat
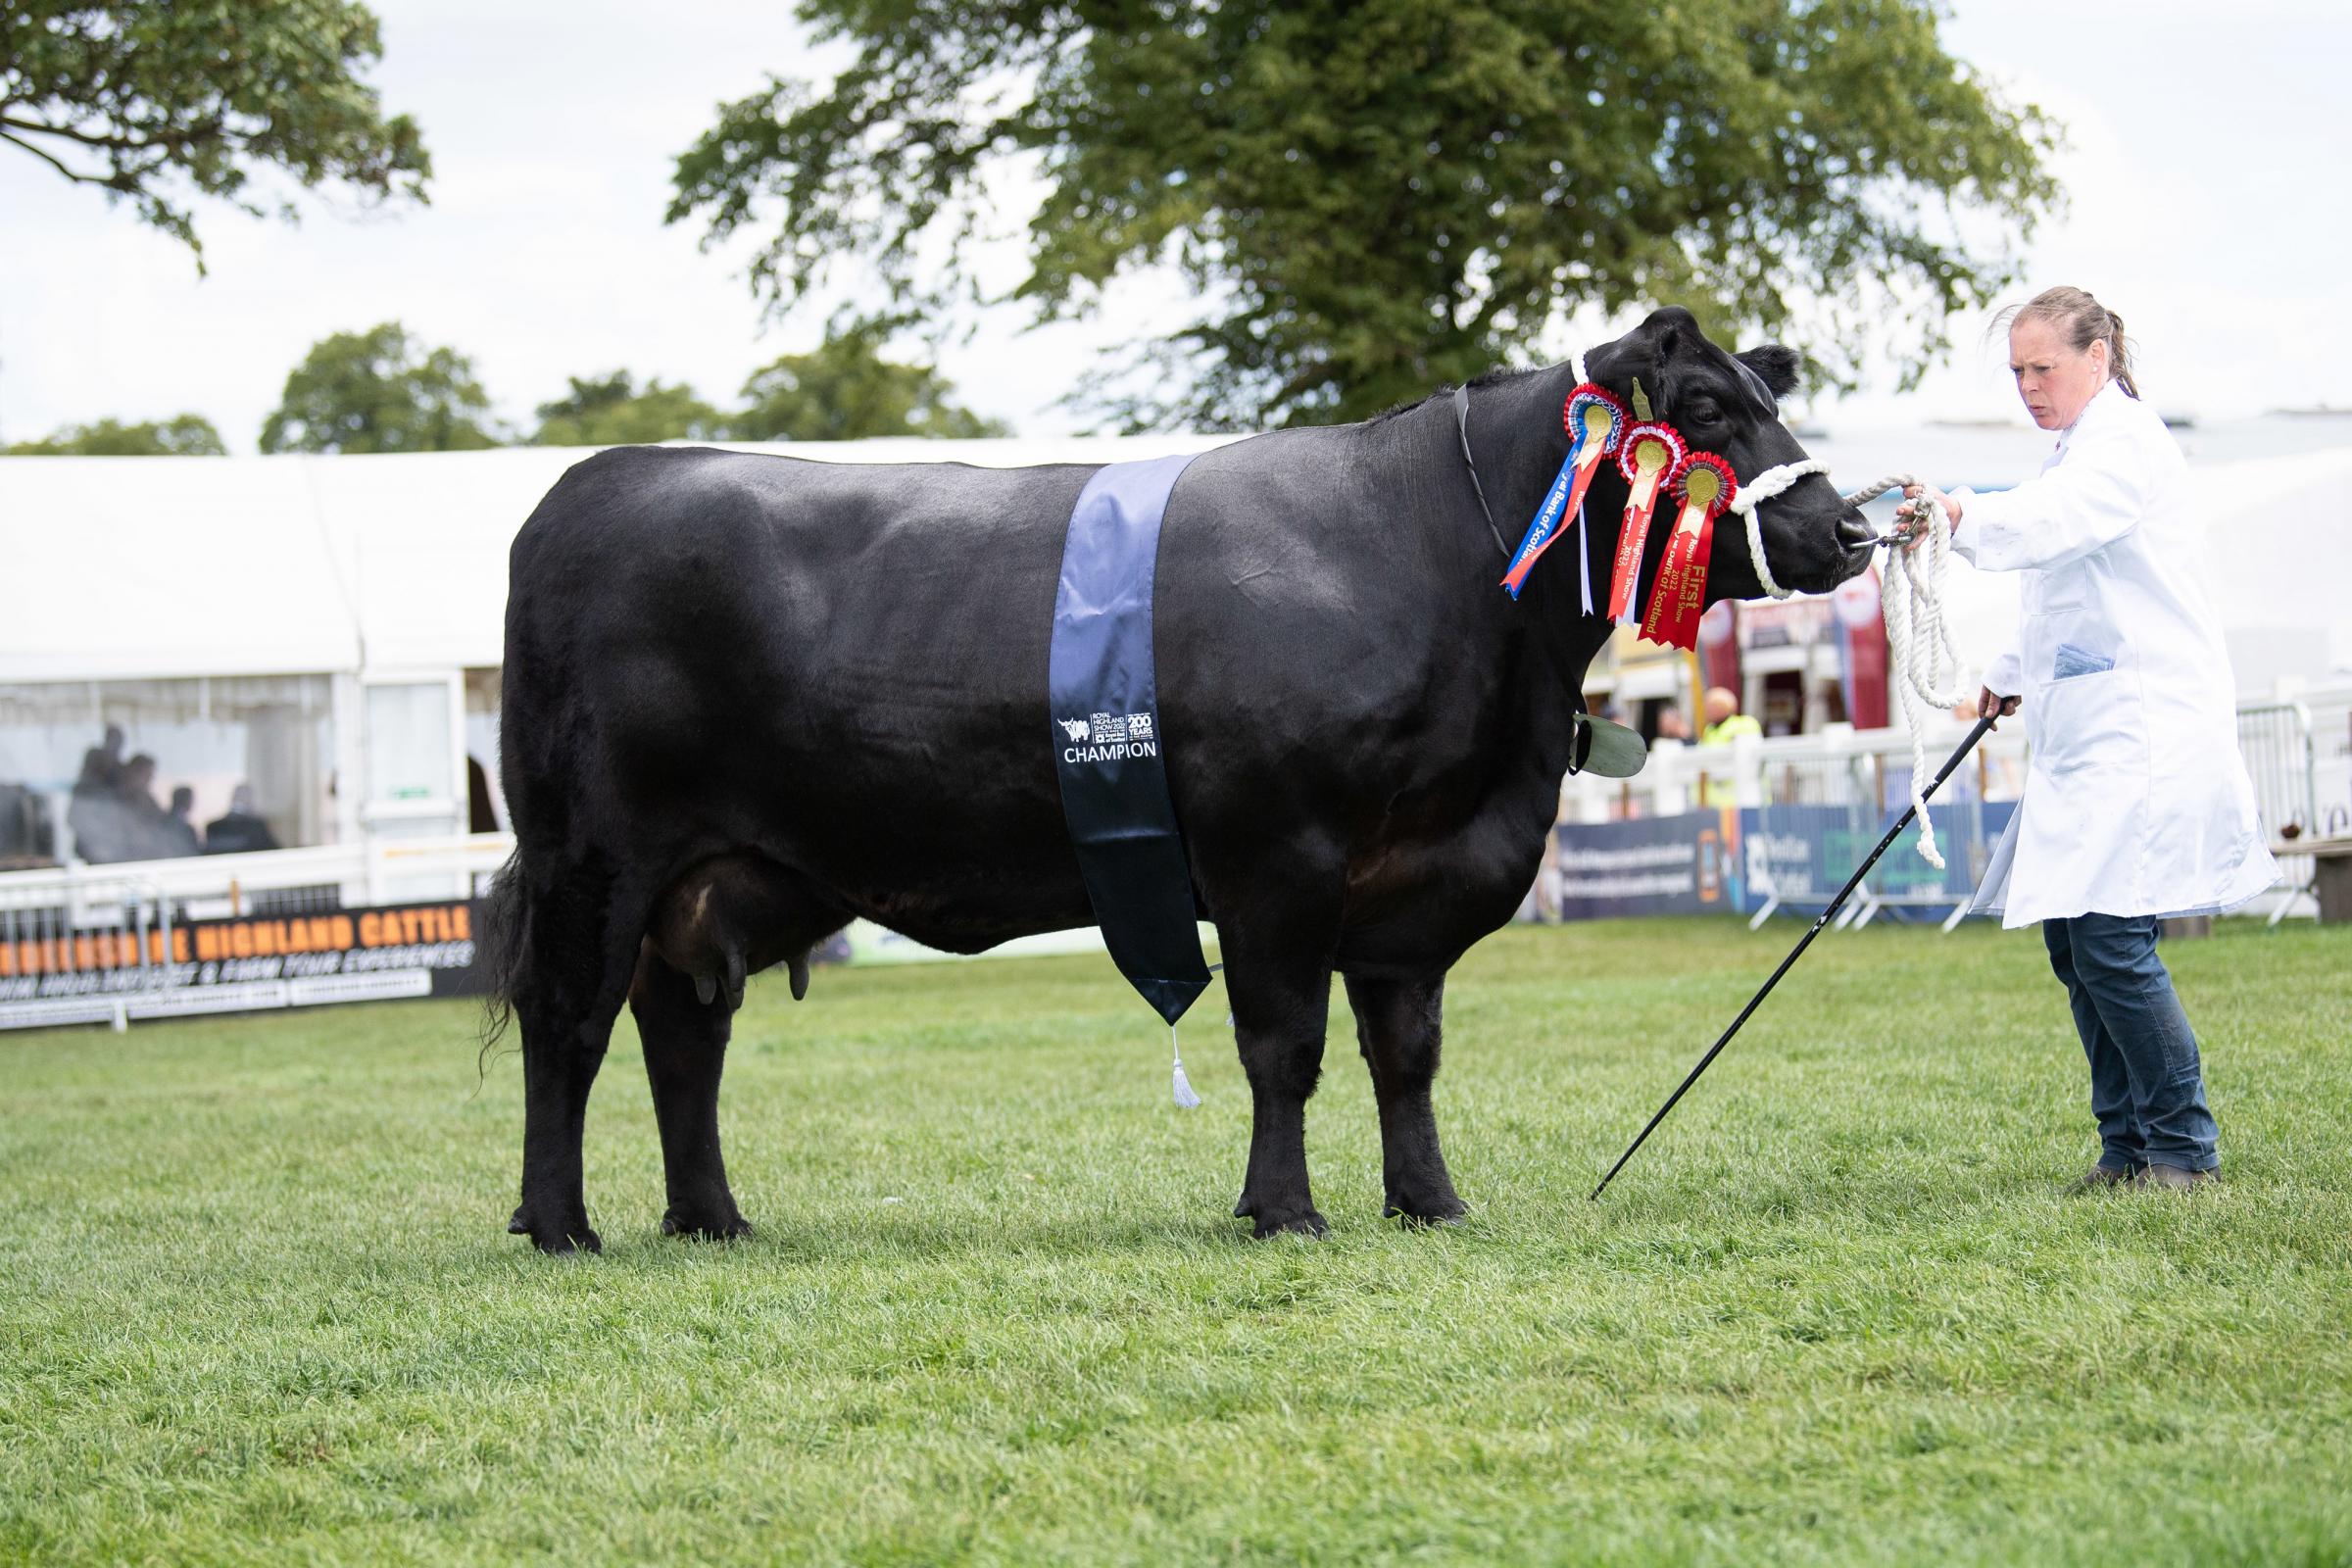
[1951,379,2278,928]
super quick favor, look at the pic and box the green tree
[5,414,226,455]
[0,0,429,267]
[670,0,2055,429]
[259,322,500,454]
[732,328,1009,441]
[528,371,726,447]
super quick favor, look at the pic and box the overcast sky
[4,0,2348,452]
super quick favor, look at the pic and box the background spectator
[204,784,280,855]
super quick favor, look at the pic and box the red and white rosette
[1605,421,1687,623]
[1641,450,1738,650]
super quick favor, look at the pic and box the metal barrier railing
[0,875,173,1032]
[2236,702,2319,922]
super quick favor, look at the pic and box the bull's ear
[1583,324,1663,406]
[1737,344,1803,399]
[1581,332,1634,392]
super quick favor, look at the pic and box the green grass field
[3,917,2349,1566]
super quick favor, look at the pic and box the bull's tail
[476,850,528,1075]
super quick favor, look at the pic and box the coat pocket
[2052,642,2116,681]
[2030,663,2143,776]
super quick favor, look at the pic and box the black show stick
[1589,712,1999,1201]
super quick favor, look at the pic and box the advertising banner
[1832,570,1889,730]
[0,898,483,1031]
[1545,810,1741,920]
[1740,800,2016,910]
[1536,799,2017,925]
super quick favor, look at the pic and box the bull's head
[1584,308,1874,600]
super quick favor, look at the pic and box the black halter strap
[1453,384,1511,560]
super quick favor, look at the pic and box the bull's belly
[825,860,1101,956]
[710,772,1103,956]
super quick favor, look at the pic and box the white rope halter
[1726,458,1832,602]
[1736,465,1969,868]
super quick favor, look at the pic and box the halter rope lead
[1735,464,1970,868]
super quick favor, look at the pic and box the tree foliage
[670,0,2056,429]
[0,0,429,265]
[528,371,726,447]
[259,322,499,454]
[733,327,1009,441]
[5,413,226,455]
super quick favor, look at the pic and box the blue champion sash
[1049,453,1212,1025]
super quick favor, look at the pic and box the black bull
[486,307,1874,1252]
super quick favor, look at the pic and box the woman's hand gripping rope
[1899,490,2021,732]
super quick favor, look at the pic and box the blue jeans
[2041,914,2221,1173]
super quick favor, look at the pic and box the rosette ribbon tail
[1500,385,1627,599]
[1606,422,1687,624]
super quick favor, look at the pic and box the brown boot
[2078,1163,2142,1191]
[2136,1163,2218,1192]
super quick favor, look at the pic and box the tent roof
[3,419,2346,691]
[0,455,359,683]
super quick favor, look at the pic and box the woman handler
[1904,287,2277,1190]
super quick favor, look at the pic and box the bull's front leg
[1343,971,1467,1225]
[1219,909,1339,1240]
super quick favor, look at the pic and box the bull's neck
[1408,365,1625,783]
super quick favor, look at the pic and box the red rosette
[1561,384,1630,457]
[1641,450,1738,651]
[1670,450,1739,515]
[1616,421,1686,485]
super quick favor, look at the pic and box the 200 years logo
[1058,710,1157,763]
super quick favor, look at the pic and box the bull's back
[503,448,1093,882]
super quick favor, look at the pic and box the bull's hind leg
[509,865,643,1255]
[629,945,752,1242]
[1344,972,1467,1225]
[633,852,850,1243]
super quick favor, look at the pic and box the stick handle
[1588,713,1997,1201]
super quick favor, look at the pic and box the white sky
[3,0,2348,451]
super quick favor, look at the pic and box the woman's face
[2009,317,2110,431]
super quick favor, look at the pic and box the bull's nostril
[1836,512,1874,548]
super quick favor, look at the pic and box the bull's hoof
[509,1204,602,1255]
[1385,1193,1469,1228]
[662,1207,754,1243]
[1240,1204,1329,1240]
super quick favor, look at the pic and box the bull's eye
[1685,398,1724,427]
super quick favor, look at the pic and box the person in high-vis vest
[1698,687,1760,746]
[1903,287,2277,1192]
